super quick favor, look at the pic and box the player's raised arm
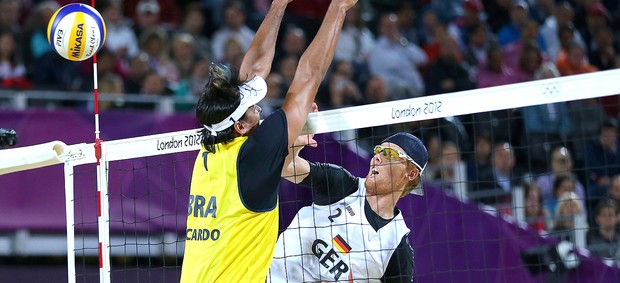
[238,0,291,80]
[280,0,358,146]
[281,103,318,183]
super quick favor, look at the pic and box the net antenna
[88,0,112,282]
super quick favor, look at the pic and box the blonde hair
[555,191,582,216]
[400,164,421,198]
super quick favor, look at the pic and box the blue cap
[382,132,428,195]
[382,132,428,172]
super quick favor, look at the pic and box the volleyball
[47,3,107,62]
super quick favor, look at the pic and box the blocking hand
[292,103,319,150]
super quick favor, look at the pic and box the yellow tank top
[180,137,279,282]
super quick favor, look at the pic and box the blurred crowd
[2,0,620,266]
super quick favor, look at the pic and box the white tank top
[268,178,410,282]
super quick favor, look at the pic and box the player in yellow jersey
[180,0,359,282]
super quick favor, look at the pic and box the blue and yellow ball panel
[47,3,107,61]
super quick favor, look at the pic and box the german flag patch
[332,234,352,255]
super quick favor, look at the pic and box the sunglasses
[374,145,416,165]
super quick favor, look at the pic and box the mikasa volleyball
[47,3,107,61]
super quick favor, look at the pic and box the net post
[97,143,111,283]
[63,162,76,283]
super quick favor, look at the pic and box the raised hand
[338,0,359,11]
[292,103,319,151]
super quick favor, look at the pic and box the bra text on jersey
[187,195,220,241]
[188,195,217,218]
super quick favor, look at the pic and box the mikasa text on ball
[47,3,107,61]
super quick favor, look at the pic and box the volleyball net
[4,69,620,282]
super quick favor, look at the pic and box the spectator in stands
[420,20,447,65]
[580,2,611,53]
[221,37,245,71]
[544,174,582,219]
[140,71,171,96]
[177,3,213,62]
[550,191,585,242]
[124,52,153,94]
[497,0,531,47]
[276,54,297,89]
[0,0,20,32]
[470,141,524,206]
[327,60,363,109]
[536,146,586,204]
[421,133,442,185]
[587,199,620,266]
[512,40,545,83]
[100,0,140,61]
[260,73,285,116]
[170,33,197,81]
[586,119,620,199]
[273,25,307,72]
[588,26,616,71]
[424,33,475,96]
[170,33,199,97]
[269,132,426,282]
[125,0,181,31]
[556,41,598,76]
[0,30,29,89]
[567,97,607,166]
[430,141,466,194]
[454,0,486,48]
[417,8,460,58]
[465,131,492,184]
[502,19,547,72]
[210,0,255,62]
[367,12,428,99]
[608,176,620,218]
[476,42,517,88]
[132,0,164,38]
[334,3,375,85]
[138,27,179,86]
[524,182,553,234]
[540,2,584,62]
[521,63,570,173]
[188,57,209,98]
[481,0,511,33]
[75,48,125,92]
[462,23,490,76]
[97,73,126,110]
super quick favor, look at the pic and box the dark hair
[224,0,246,14]
[196,66,246,153]
[552,174,574,197]
[518,41,542,71]
[595,198,618,216]
[0,30,21,66]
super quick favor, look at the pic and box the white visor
[204,76,267,135]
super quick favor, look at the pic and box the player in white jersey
[268,131,428,282]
